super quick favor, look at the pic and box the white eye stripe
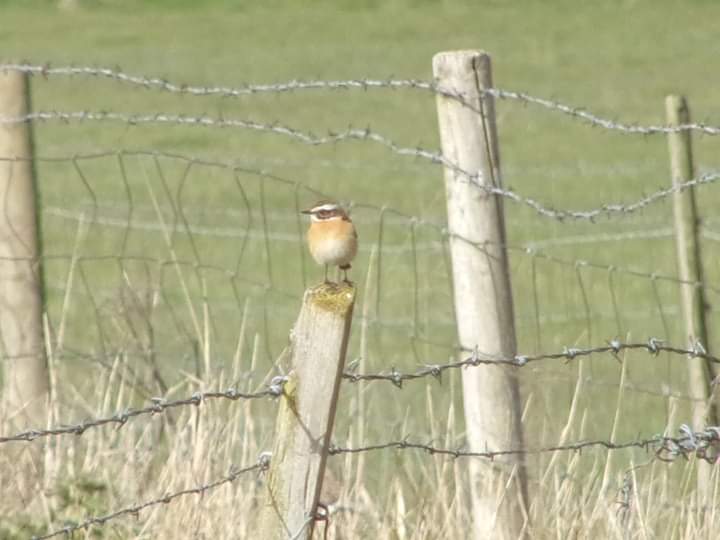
[312,204,340,213]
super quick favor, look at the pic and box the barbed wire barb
[0,382,284,444]
[6,338,713,444]
[2,63,719,135]
[329,426,720,463]
[1,59,719,536]
[32,457,270,540]
[0,143,719,223]
[343,338,720,387]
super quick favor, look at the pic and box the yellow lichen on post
[259,372,298,534]
[258,283,355,539]
[275,373,298,427]
[308,282,355,315]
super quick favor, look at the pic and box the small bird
[301,201,358,283]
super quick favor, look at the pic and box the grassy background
[2,0,720,537]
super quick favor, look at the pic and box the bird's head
[301,201,349,222]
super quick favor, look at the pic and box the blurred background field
[2,0,720,538]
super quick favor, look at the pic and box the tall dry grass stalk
[2,294,719,538]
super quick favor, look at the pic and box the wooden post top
[259,282,355,539]
[305,282,355,315]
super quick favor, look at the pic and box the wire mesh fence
[1,61,720,538]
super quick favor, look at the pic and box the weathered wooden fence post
[432,50,529,539]
[259,283,355,539]
[0,70,48,432]
[665,94,718,502]
[0,69,48,498]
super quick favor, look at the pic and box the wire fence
[25,424,720,540]
[1,338,716,446]
[329,426,720,463]
[1,61,719,537]
[1,150,716,295]
[2,113,720,221]
[4,63,720,135]
[32,458,270,540]
[0,381,284,443]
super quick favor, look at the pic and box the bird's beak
[300,209,313,215]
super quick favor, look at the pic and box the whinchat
[301,201,358,283]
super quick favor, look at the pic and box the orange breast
[307,219,358,266]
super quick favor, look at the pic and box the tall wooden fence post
[666,94,718,503]
[0,71,48,433]
[432,50,529,539]
[0,70,48,499]
[259,283,355,539]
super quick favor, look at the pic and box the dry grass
[2,2,720,537]
[2,324,719,539]
[1,184,718,539]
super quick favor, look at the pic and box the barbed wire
[499,168,719,220]
[3,62,718,535]
[1,115,718,222]
[486,88,720,135]
[26,428,720,539]
[329,425,720,463]
[3,63,719,135]
[4,339,709,444]
[0,147,720,233]
[1,148,716,295]
[1,63,439,97]
[343,338,718,387]
[0,379,285,444]
[32,456,270,540]
[1,111,442,159]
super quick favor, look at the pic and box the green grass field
[2,0,720,537]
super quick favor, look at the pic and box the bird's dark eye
[317,210,330,219]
